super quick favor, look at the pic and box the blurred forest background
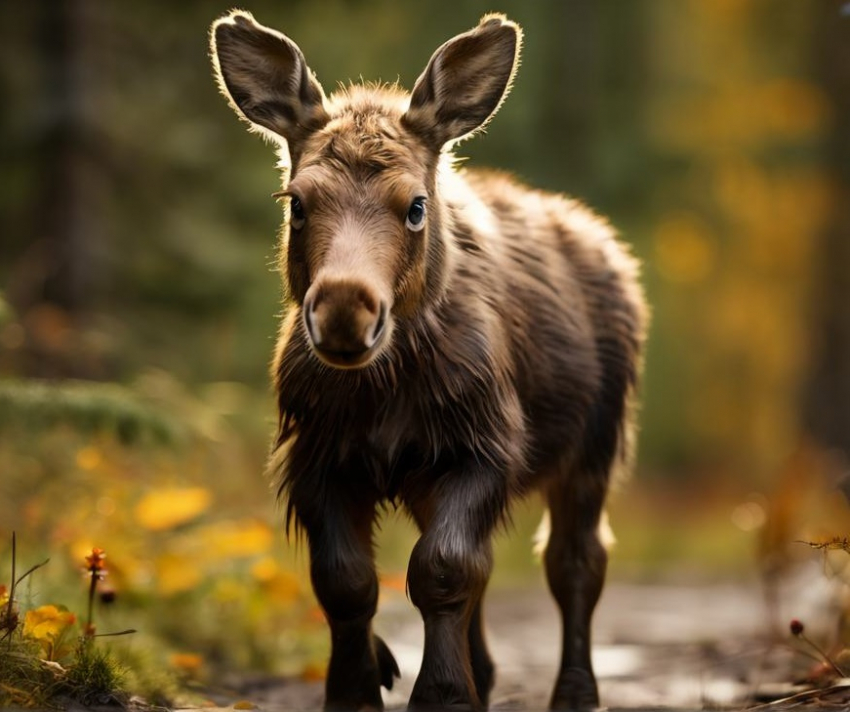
[1,0,849,688]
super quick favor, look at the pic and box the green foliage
[0,378,179,445]
[62,641,126,707]
[0,633,129,709]
[0,640,57,708]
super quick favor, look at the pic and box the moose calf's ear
[210,10,329,149]
[403,14,522,150]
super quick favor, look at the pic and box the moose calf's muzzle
[303,278,389,368]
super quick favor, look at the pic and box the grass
[62,641,126,706]
[0,536,129,708]
[0,637,129,709]
[0,640,58,708]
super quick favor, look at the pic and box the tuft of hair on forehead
[295,84,429,179]
[328,81,411,113]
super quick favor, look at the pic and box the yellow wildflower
[23,605,77,660]
[154,553,203,595]
[23,605,76,641]
[169,652,206,682]
[197,518,273,560]
[134,487,212,530]
[301,661,327,682]
[169,652,204,673]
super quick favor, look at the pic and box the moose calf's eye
[289,196,306,230]
[406,197,427,232]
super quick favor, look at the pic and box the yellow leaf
[135,487,212,531]
[233,702,257,710]
[75,446,102,471]
[301,661,327,682]
[154,553,203,595]
[197,519,273,559]
[251,558,302,605]
[213,578,244,604]
[23,605,76,641]
[262,570,301,606]
[250,557,279,582]
[379,572,408,594]
[306,605,326,624]
[758,79,830,139]
[169,652,204,674]
[70,540,96,565]
[654,213,717,285]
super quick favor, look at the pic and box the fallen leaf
[135,487,212,531]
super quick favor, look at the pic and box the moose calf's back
[211,10,646,711]
[451,168,644,481]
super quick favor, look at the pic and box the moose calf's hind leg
[544,479,609,711]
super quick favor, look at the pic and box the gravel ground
[218,565,848,711]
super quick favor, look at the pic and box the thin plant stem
[93,629,137,638]
[86,570,97,638]
[4,532,17,648]
[798,631,847,678]
[15,560,49,589]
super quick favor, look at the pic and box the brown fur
[212,11,647,711]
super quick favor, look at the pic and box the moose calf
[211,11,647,711]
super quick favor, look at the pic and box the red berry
[789,618,804,636]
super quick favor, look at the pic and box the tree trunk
[6,0,104,378]
[804,1,850,460]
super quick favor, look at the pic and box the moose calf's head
[211,11,521,368]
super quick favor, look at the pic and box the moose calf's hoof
[409,679,483,712]
[549,667,600,711]
[408,701,483,712]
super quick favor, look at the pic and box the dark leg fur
[404,472,505,711]
[406,535,491,710]
[468,600,495,705]
[301,495,400,711]
[543,475,608,711]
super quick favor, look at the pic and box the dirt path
[378,581,772,709]
[224,569,847,711]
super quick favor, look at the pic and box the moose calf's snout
[304,280,388,367]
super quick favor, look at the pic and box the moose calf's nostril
[367,302,388,347]
[304,298,324,347]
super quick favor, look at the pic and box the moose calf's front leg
[406,475,503,711]
[304,499,399,711]
[408,535,492,710]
